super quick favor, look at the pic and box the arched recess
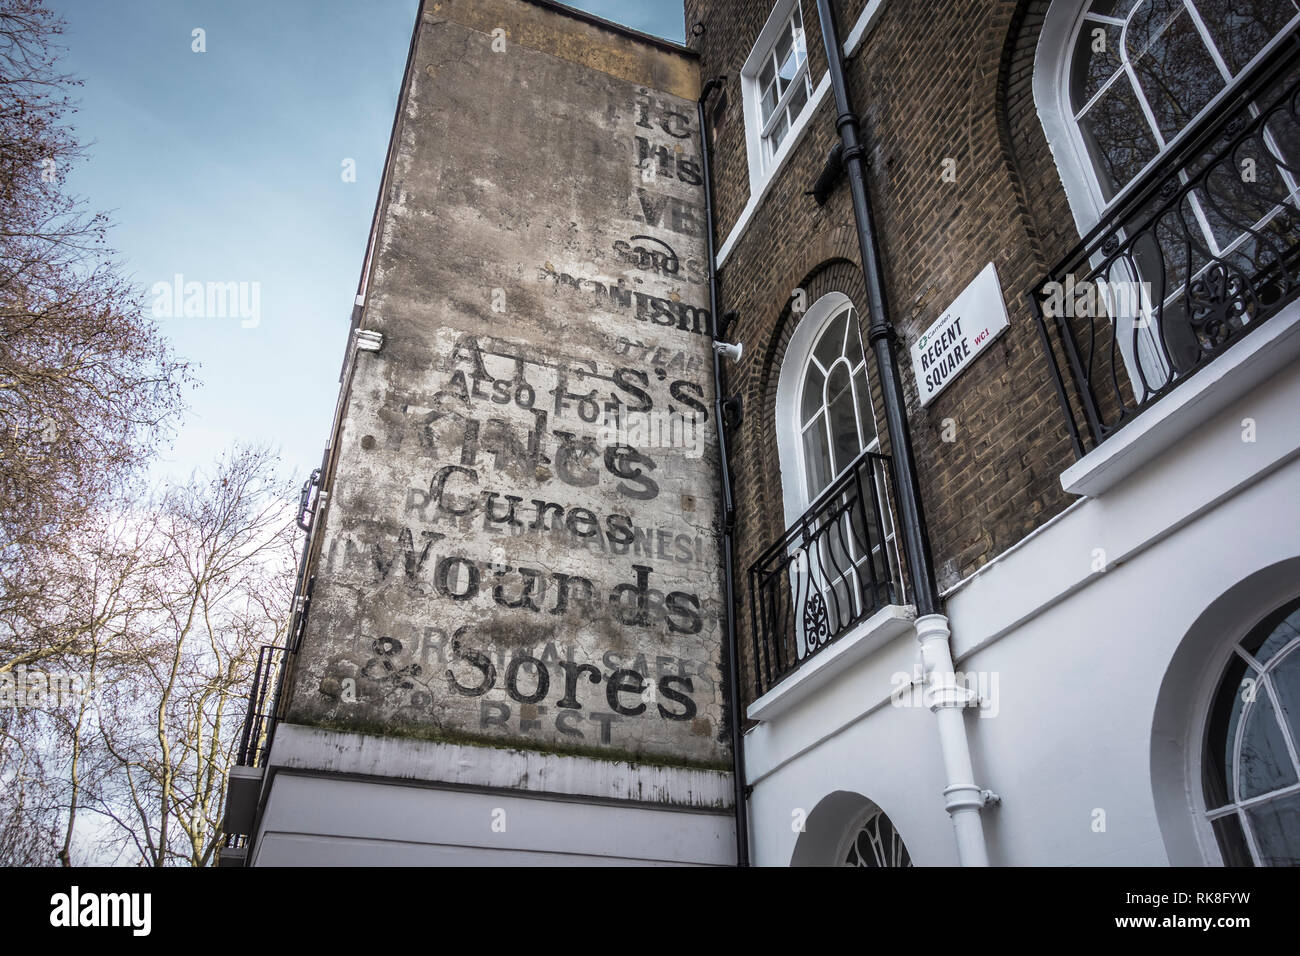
[1151,556,1300,865]
[790,789,914,867]
[997,0,1075,267]
[741,258,877,541]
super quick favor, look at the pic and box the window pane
[769,110,790,151]
[1078,76,1161,199]
[826,365,861,475]
[787,74,810,121]
[802,414,833,496]
[1210,812,1256,866]
[1195,0,1299,76]
[1270,646,1300,750]
[1070,20,1124,114]
[1195,135,1296,255]
[775,30,795,92]
[1237,687,1298,800]
[761,81,778,122]
[1203,651,1251,809]
[1124,0,1186,61]
[1245,790,1300,865]
[814,311,849,368]
[801,365,825,424]
[845,314,865,367]
[1253,608,1300,666]
[1131,9,1225,142]
[853,369,877,445]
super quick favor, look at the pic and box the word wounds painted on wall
[288,11,728,769]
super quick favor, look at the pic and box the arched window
[838,805,914,867]
[1202,595,1300,866]
[775,294,877,515]
[1037,0,1300,233]
[790,791,916,866]
[793,301,878,504]
[773,294,900,636]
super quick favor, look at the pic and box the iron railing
[748,450,902,699]
[1033,31,1300,457]
[235,643,288,768]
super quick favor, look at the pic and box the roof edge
[511,0,697,57]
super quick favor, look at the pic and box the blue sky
[48,0,685,486]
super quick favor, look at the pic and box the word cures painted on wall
[403,480,708,566]
[908,262,1011,407]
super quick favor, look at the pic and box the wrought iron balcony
[748,450,902,700]
[1033,33,1300,457]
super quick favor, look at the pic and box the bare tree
[89,446,296,866]
[0,445,298,866]
[0,2,291,867]
[0,0,188,674]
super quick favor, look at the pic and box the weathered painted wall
[286,0,729,769]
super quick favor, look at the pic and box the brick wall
[686,0,1087,705]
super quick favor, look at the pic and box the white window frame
[740,0,823,199]
[717,0,889,269]
[790,303,881,509]
[775,293,865,525]
[774,293,902,619]
[836,804,914,867]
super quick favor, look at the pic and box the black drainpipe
[814,0,940,616]
[697,73,750,867]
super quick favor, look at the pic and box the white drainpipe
[915,613,998,866]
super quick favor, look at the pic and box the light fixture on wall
[712,340,743,363]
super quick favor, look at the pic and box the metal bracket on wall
[721,395,743,429]
[296,468,322,532]
[718,309,739,339]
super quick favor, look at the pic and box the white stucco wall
[744,346,1300,866]
[247,723,737,866]
[252,773,736,866]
